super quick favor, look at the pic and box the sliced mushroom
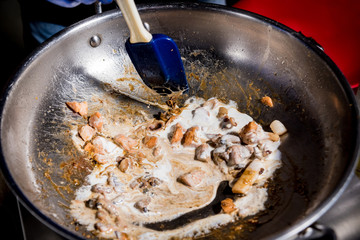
[220,116,237,129]
[206,133,222,147]
[212,145,229,164]
[226,145,253,167]
[219,134,241,146]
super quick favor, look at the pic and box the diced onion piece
[270,120,287,136]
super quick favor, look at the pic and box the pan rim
[0,2,359,240]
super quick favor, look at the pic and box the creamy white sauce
[69,97,283,239]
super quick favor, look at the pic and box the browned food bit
[239,121,260,144]
[147,176,162,187]
[134,198,151,213]
[220,116,237,129]
[129,176,162,190]
[94,222,113,233]
[261,96,274,107]
[268,132,280,142]
[170,123,184,144]
[165,115,178,126]
[217,107,228,118]
[94,154,109,164]
[114,134,137,151]
[84,198,97,209]
[182,126,199,146]
[221,198,236,214]
[91,183,113,195]
[83,142,95,153]
[118,157,133,173]
[232,160,263,194]
[194,144,211,162]
[114,216,123,226]
[66,101,88,116]
[147,120,164,131]
[143,136,158,149]
[95,209,108,221]
[78,125,95,142]
[166,98,177,109]
[152,146,162,157]
[243,121,258,132]
[96,198,118,215]
[89,112,103,131]
[115,231,130,240]
[177,169,205,187]
[92,136,106,154]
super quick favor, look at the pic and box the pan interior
[1,4,357,240]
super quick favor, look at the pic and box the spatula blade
[126,34,188,94]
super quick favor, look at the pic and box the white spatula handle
[115,0,152,44]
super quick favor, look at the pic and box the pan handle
[297,223,336,240]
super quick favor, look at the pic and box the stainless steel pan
[0,3,359,240]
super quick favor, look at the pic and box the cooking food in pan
[1,3,358,240]
[67,97,287,239]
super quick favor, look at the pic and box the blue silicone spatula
[115,0,189,94]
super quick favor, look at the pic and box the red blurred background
[233,0,360,92]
